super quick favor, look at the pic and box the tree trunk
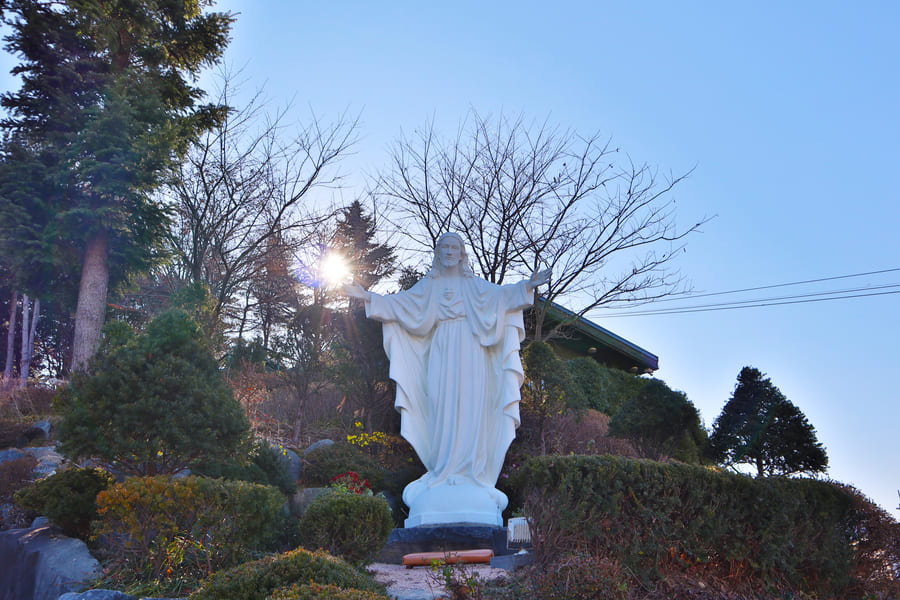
[3,290,18,386]
[72,230,110,372]
[20,297,40,385]
[532,288,543,341]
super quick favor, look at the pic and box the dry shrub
[0,385,57,419]
[839,483,900,599]
[528,551,629,600]
[0,454,37,502]
[544,409,641,458]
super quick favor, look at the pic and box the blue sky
[3,1,898,516]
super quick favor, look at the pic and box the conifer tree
[707,366,828,477]
[0,0,232,371]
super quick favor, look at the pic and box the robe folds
[365,273,532,506]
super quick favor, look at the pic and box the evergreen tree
[707,366,828,477]
[57,310,250,475]
[333,200,397,290]
[0,0,232,371]
[330,200,398,431]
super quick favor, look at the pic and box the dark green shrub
[57,310,251,476]
[194,439,296,495]
[14,467,115,538]
[299,489,394,567]
[189,547,386,600]
[302,441,385,491]
[95,475,288,584]
[271,582,390,599]
[518,454,858,597]
[565,357,648,416]
[607,379,706,462]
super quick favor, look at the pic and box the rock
[30,516,50,528]
[302,438,334,456]
[288,487,329,518]
[25,446,65,478]
[24,420,52,442]
[273,445,302,482]
[57,591,135,600]
[0,448,26,464]
[0,525,101,600]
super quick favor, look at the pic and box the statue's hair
[427,232,475,278]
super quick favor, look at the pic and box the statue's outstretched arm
[341,282,372,301]
[526,268,551,291]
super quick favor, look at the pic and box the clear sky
[4,1,898,517]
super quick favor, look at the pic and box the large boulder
[0,525,100,600]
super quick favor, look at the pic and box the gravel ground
[368,561,510,600]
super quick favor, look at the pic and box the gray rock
[24,420,53,442]
[274,445,302,482]
[57,591,134,600]
[302,438,334,456]
[288,487,329,518]
[0,448,26,464]
[25,446,66,478]
[0,525,100,600]
[31,516,50,528]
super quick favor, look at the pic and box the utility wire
[598,268,900,318]
[602,289,900,317]
[645,267,900,303]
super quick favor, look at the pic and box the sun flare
[320,251,352,287]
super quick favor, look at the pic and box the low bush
[301,441,385,491]
[0,418,32,449]
[189,547,386,600]
[271,582,390,599]
[528,552,629,600]
[14,467,115,538]
[0,454,37,502]
[517,454,861,597]
[193,439,296,495]
[298,489,393,566]
[94,475,289,588]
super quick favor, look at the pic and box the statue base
[403,481,506,528]
[375,525,510,564]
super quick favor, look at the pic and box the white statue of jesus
[343,232,550,527]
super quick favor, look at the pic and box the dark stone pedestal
[376,525,510,564]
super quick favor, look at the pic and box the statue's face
[437,236,463,269]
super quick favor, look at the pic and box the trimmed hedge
[298,490,393,566]
[516,455,857,596]
[95,475,289,582]
[189,548,386,600]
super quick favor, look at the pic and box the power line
[601,288,900,317]
[597,268,900,318]
[646,267,900,303]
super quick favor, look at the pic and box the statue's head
[429,232,474,278]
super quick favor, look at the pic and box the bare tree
[377,110,709,339]
[163,73,358,342]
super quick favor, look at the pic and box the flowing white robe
[365,274,532,509]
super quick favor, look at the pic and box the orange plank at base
[402,549,494,568]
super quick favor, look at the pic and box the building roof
[532,299,659,373]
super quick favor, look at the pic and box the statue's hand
[528,268,551,289]
[341,282,370,300]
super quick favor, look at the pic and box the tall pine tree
[707,366,828,477]
[0,0,232,370]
